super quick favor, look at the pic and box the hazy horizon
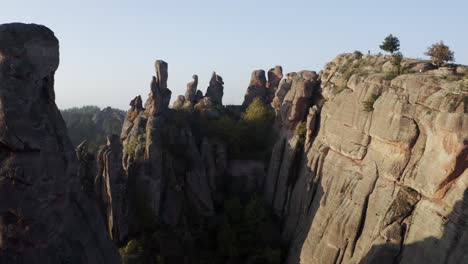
[3,0,467,110]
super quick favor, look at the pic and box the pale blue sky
[2,0,467,109]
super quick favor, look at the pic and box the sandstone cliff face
[266,53,467,264]
[0,23,120,264]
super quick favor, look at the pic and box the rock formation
[0,23,120,263]
[172,74,201,110]
[243,69,267,107]
[10,22,465,264]
[243,67,285,107]
[122,61,226,226]
[144,60,171,116]
[265,53,468,264]
[96,135,128,244]
[267,65,283,102]
[185,74,199,103]
[205,71,224,105]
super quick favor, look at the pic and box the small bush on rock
[362,94,380,112]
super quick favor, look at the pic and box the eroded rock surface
[243,69,267,107]
[0,23,120,264]
[96,135,128,244]
[265,53,468,264]
[205,71,224,105]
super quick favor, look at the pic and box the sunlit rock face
[0,23,120,264]
[266,53,467,264]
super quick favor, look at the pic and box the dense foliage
[120,193,283,264]
[209,98,276,160]
[61,105,125,152]
[379,34,400,54]
[175,98,276,160]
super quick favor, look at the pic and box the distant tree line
[61,105,126,152]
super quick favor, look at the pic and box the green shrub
[362,94,380,112]
[217,194,283,262]
[120,239,143,255]
[242,98,275,124]
[295,122,307,146]
[194,98,275,160]
[384,72,398,80]
[392,52,404,74]
[126,134,145,155]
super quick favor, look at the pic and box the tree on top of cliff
[380,34,400,54]
[425,41,455,67]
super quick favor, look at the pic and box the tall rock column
[267,65,283,103]
[143,60,172,217]
[243,69,267,107]
[96,135,128,244]
[205,71,224,105]
[0,23,120,264]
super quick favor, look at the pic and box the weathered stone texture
[0,23,120,264]
[266,53,468,264]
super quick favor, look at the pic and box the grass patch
[383,72,398,80]
[295,122,307,146]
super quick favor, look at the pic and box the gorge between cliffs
[0,23,467,264]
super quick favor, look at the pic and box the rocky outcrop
[172,75,201,110]
[243,67,284,107]
[264,70,321,216]
[185,74,199,103]
[122,61,224,226]
[243,69,267,107]
[96,135,128,244]
[267,66,283,102]
[205,71,224,105]
[0,23,120,263]
[265,53,468,264]
[144,60,171,116]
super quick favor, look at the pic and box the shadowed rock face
[0,23,120,264]
[205,71,224,105]
[96,135,128,244]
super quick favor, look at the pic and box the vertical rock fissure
[350,164,379,257]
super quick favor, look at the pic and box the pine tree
[380,34,400,54]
